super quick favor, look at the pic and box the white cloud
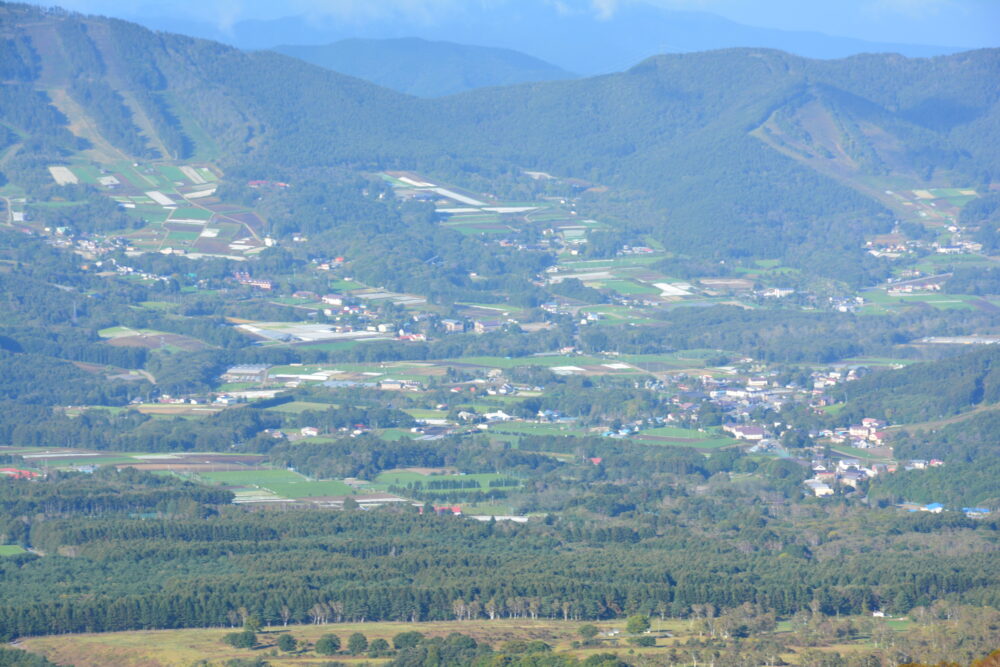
[591,0,620,19]
[868,0,955,16]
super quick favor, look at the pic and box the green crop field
[641,425,716,439]
[156,165,187,183]
[896,294,977,310]
[327,279,366,291]
[634,435,734,449]
[198,469,305,486]
[447,355,607,369]
[487,422,589,437]
[402,409,449,420]
[374,471,517,492]
[862,289,978,312]
[68,164,102,184]
[830,445,893,462]
[449,224,508,235]
[376,427,416,441]
[839,357,918,367]
[265,401,333,414]
[294,340,365,352]
[98,325,137,338]
[596,279,660,295]
[0,545,27,556]
[114,161,161,189]
[264,480,355,498]
[169,207,213,221]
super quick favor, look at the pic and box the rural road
[0,194,11,225]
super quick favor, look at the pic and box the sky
[29,0,1000,49]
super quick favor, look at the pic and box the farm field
[829,445,894,462]
[381,170,612,240]
[402,408,449,420]
[632,429,734,449]
[15,619,643,667]
[592,279,661,295]
[375,427,417,441]
[37,158,270,258]
[486,422,591,438]
[617,350,721,371]
[15,615,927,667]
[837,357,918,368]
[194,469,360,499]
[0,545,27,556]
[0,448,267,471]
[264,479,356,498]
[444,354,612,370]
[265,400,334,414]
[196,469,306,486]
[861,289,982,312]
[266,361,443,385]
[98,325,211,351]
[640,425,717,439]
[133,404,224,417]
[293,340,366,352]
[577,305,660,325]
[373,471,518,492]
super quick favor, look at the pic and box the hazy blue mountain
[274,38,574,97]
[134,3,960,74]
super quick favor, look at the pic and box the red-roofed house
[0,468,39,480]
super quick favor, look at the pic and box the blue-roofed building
[962,507,991,518]
[922,502,944,513]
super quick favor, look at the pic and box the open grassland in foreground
[16,616,919,667]
[18,620,608,667]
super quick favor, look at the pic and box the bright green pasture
[264,480,355,498]
[265,401,332,414]
[641,425,714,439]
[169,207,213,221]
[595,280,660,295]
[198,469,305,485]
[487,422,590,437]
[445,355,607,369]
[374,471,517,492]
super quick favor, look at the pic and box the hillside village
[3,162,993,521]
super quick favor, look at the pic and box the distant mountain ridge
[133,2,962,75]
[274,38,574,98]
[1,3,998,285]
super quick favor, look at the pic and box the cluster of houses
[863,220,982,259]
[818,418,889,449]
[683,373,797,423]
[0,467,40,480]
[234,272,273,290]
[94,258,172,283]
[898,502,992,519]
[828,295,865,313]
[804,458,887,496]
[810,366,870,392]
[803,456,946,497]
[888,282,942,296]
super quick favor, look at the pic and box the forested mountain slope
[1,3,998,280]
[838,346,1000,423]
[275,38,574,97]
